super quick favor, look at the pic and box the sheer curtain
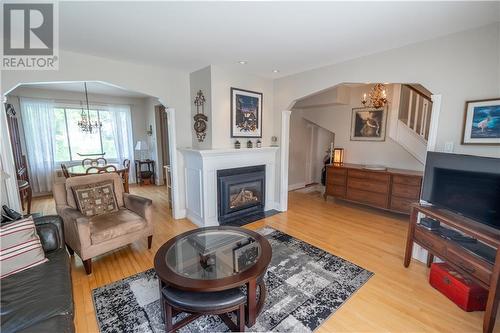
[20,98,56,193]
[108,104,136,182]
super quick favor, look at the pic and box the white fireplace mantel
[179,147,280,227]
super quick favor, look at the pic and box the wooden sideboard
[324,163,423,214]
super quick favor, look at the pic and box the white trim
[288,182,306,191]
[427,94,442,153]
[279,110,292,212]
[165,108,183,219]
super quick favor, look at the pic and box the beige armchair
[53,173,153,274]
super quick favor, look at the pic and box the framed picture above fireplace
[231,87,263,138]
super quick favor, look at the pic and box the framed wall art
[231,87,263,138]
[350,107,387,141]
[462,98,500,145]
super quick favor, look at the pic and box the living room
[1,2,500,333]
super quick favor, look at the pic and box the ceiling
[17,81,151,98]
[58,2,500,78]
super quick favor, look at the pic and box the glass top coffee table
[154,226,272,327]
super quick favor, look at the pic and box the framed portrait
[462,98,500,145]
[231,87,263,138]
[350,107,387,141]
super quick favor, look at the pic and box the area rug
[92,228,373,332]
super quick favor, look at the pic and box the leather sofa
[0,215,74,333]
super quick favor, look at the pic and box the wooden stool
[161,286,246,332]
[17,179,32,214]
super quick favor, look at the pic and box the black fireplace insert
[217,165,265,224]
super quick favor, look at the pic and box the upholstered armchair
[53,173,153,274]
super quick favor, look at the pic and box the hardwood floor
[31,186,499,332]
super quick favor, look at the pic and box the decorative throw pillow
[0,216,48,279]
[72,180,119,217]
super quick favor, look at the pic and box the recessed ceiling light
[272,69,280,73]
[238,61,247,65]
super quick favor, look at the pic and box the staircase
[390,85,432,163]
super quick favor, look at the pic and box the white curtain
[20,98,56,193]
[108,104,136,182]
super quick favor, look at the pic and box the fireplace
[217,165,265,224]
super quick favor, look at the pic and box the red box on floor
[429,262,488,312]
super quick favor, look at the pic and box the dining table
[66,163,129,192]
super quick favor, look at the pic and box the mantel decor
[231,87,263,138]
[193,90,208,142]
[350,107,387,141]
[462,98,500,145]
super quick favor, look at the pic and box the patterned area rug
[92,228,373,332]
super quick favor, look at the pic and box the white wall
[190,66,212,149]
[210,65,274,148]
[288,110,333,188]
[274,23,500,200]
[299,84,423,170]
[1,49,191,217]
[274,23,500,159]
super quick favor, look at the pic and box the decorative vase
[235,140,241,149]
[256,139,262,148]
[271,136,278,147]
[247,140,253,148]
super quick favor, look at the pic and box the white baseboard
[288,182,306,191]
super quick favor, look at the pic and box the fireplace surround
[217,165,265,224]
[180,147,279,227]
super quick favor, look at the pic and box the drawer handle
[457,262,476,274]
[443,276,451,285]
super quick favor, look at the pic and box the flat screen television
[422,152,500,229]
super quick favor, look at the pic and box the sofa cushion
[0,249,73,333]
[90,208,146,244]
[65,173,124,209]
[0,217,48,279]
[72,180,119,217]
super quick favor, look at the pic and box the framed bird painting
[462,98,500,145]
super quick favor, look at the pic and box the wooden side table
[135,160,155,185]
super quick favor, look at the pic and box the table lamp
[135,140,149,160]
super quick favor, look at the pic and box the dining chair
[61,163,70,178]
[82,157,107,167]
[86,165,117,174]
[17,155,32,214]
[122,159,131,193]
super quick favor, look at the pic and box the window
[53,106,124,162]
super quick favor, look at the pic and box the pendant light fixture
[77,82,102,133]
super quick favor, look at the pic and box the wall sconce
[146,125,153,136]
[333,148,344,165]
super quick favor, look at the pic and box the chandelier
[361,83,388,109]
[77,82,102,133]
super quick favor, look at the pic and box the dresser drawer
[346,188,388,208]
[414,227,446,256]
[327,176,346,186]
[328,167,347,177]
[328,185,346,198]
[348,178,389,194]
[393,174,422,186]
[348,169,390,183]
[392,183,421,199]
[446,246,492,285]
[390,196,413,214]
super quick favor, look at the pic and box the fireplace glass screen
[229,181,262,210]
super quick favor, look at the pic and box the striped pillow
[0,216,48,279]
